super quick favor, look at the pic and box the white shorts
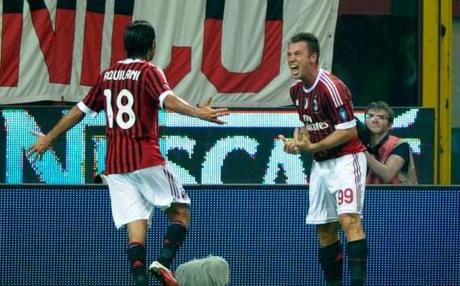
[105,164,191,229]
[306,152,366,224]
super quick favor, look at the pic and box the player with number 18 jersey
[78,59,170,175]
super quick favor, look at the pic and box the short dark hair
[290,32,320,62]
[124,20,156,58]
[365,101,395,124]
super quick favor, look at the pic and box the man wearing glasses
[364,101,418,184]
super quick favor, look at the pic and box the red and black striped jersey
[289,69,366,161]
[78,59,172,174]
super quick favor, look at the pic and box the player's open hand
[26,131,52,163]
[196,97,230,124]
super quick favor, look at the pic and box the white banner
[0,0,339,107]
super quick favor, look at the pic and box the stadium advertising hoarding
[1,185,458,285]
[0,107,434,184]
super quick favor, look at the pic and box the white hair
[175,255,229,286]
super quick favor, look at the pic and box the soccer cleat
[149,261,179,286]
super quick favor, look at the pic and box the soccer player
[279,33,368,286]
[364,101,418,184]
[27,20,229,286]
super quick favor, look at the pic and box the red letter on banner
[202,0,283,93]
[163,47,192,88]
[0,1,24,86]
[28,0,76,84]
[109,0,134,65]
[80,0,105,86]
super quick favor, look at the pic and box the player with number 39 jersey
[78,60,171,174]
[289,69,366,162]
[280,32,368,286]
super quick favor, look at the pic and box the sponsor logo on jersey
[305,121,329,131]
[302,114,313,123]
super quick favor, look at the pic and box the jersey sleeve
[324,79,356,130]
[145,65,174,109]
[78,75,105,116]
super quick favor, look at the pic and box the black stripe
[26,0,46,11]
[107,135,114,174]
[205,0,225,19]
[4,0,24,13]
[165,168,179,197]
[86,0,106,14]
[57,0,76,10]
[266,0,283,20]
[133,62,143,138]
[114,0,134,15]
[163,168,174,196]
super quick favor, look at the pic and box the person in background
[279,32,368,286]
[27,20,229,286]
[174,255,230,286]
[363,101,417,184]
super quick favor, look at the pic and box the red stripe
[163,46,191,88]
[352,154,363,210]
[0,14,22,86]
[164,167,179,198]
[110,15,131,65]
[54,9,76,84]
[202,19,282,93]
[80,11,104,86]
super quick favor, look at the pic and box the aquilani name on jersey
[103,69,140,81]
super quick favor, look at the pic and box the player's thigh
[332,153,366,215]
[106,173,152,228]
[306,161,339,224]
[136,164,191,210]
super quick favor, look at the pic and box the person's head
[364,101,395,135]
[124,20,156,60]
[175,255,230,286]
[287,32,320,82]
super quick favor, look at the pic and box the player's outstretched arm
[26,105,85,161]
[163,94,229,124]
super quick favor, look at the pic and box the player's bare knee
[339,214,364,237]
[317,222,340,246]
[166,203,190,225]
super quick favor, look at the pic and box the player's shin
[319,241,344,286]
[157,222,188,269]
[127,241,148,286]
[347,239,368,286]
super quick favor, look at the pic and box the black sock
[157,222,187,269]
[127,242,147,285]
[347,239,368,286]
[319,241,343,285]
